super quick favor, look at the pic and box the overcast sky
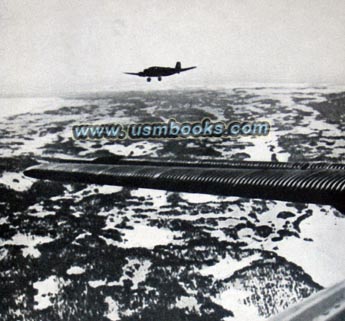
[1,0,345,94]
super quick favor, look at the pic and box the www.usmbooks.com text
[72,118,270,140]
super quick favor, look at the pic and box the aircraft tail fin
[175,61,181,70]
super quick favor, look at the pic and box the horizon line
[1,82,345,98]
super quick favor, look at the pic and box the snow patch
[214,288,265,321]
[267,205,345,287]
[89,280,107,288]
[33,275,68,310]
[1,172,34,192]
[66,266,85,275]
[2,233,54,258]
[200,253,262,280]
[121,224,180,249]
[105,296,120,321]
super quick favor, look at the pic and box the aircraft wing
[24,157,345,212]
[269,279,345,321]
[180,66,197,72]
[123,72,141,76]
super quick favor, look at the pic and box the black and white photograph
[1,1,345,320]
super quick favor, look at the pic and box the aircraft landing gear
[147,78,151,82]
[158,77,162,81]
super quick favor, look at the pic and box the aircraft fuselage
[140,67,180,77]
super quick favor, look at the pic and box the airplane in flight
[124,61,196,82]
